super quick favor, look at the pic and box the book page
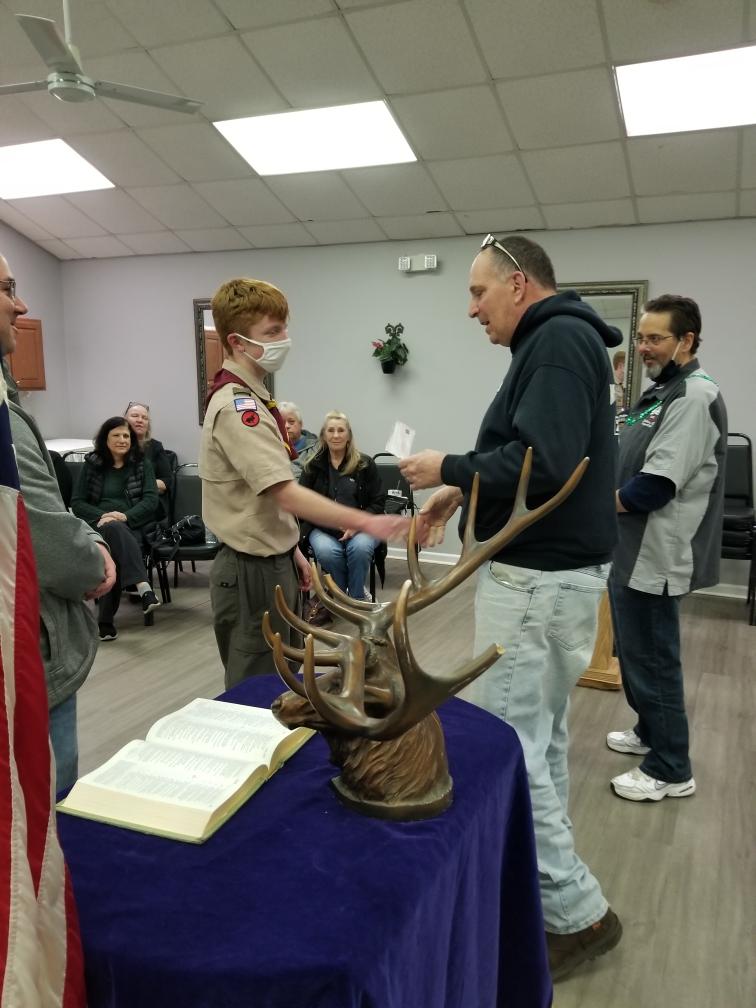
[71,740,256,810]
[146,699,293,767]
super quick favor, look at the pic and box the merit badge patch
[234,396,258,412]
[241,410,260,427]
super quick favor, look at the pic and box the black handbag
[147,515,206,561]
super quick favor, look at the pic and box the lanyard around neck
[624,399,662,427]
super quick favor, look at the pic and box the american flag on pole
[0,370,85,1006]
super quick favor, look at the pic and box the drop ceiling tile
[192,179,295,226]
[34,238,83,259]
[627,133,738,196]
[342,164,446,216]
[0,6,55,68]
[154,37,286,121]
[455,207,544,233]
[136,123,251,182]
[305,219,387,244]
[237,223,317,247]
[66,190,164,234]
[542,199,636,229]
[243,17,380,107]
[601,0,744,63]
[6,196,107,238]
[465,0,605,78]
[0,203,54,241]
[378,213,464,239]
[17,90,126,135]
[497,68,621,150]
[265,174,368,221]
[740,127,756,188]
[64,235,134,258]
[637,192,737,224]
[126,184,228,229]
[67,131,181,187]
[739,190,756,216]
[215,0,332,30]
[346,0,488,92]
[103,0,230,47]
[391,86,512,160]
[428,155,534,210]
[118,232,192,255]
[0,96,55,145]
[174,228,252,252]
[522,143,630,203]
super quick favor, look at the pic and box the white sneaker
[606,728,650,755]
[611,767,696,802]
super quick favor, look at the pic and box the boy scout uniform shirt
[199,359,299,556]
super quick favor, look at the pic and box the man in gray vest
[1,253,115,791]
[608,294,726,801]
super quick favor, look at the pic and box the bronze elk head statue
[264,449,587,820]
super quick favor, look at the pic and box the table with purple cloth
[58,674,552,1008]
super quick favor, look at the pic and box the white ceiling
[0,0,755,260]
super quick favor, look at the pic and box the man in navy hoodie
[400,234,622,981]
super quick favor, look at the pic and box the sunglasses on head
[480,234,524,274]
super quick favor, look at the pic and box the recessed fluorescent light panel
[616,44,756,136]
[0,139,113,199]
[214,101,416,175]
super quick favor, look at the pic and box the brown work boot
[546,908,622,981]
[305,599,332,627]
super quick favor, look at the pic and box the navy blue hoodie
[440,290,622,570]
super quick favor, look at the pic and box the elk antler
[271,448,588,740]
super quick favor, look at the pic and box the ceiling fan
[0,0,202,114]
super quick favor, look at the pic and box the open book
[57,698,314,843]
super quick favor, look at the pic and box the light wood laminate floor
[77,560,755,1008]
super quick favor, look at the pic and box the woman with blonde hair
[299,411,384,617]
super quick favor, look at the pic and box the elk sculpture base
[265,452,588,823]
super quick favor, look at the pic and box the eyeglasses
[0,278,17,300]
[480,234,524,274]
[633,334,677,348]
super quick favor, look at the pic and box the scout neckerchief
[205,368,297,459]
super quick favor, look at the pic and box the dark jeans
[97,521,149,624]
[607,573,691,782]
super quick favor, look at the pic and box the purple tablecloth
[58,675,552,1008]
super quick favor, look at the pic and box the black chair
[49,450,73,509]
[721,433,755,625]
[62,451,86,509]
[369,453,417,599]
[149,463,220,602]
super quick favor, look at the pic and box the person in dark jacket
[400,234,622,982]
[300,411,384,611]
[72,416,161,641]
[124,401,175,517]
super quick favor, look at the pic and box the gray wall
[8,217,755,588]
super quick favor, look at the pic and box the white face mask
[234,332,291,373]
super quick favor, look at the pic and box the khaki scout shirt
[199,359,298,556]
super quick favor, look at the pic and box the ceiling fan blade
[92,80,202,114]
[17,15,82,75]
[0,80,50,97]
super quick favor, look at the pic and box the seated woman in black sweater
[72,416,161,641]
[299,411,384,608]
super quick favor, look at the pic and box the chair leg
[369,561,376,601]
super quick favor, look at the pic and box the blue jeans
[459,561,609,934]
[308,529,378,600]
[49,693,78,794]
[607,574,691,782]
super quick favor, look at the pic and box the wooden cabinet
[7,317,46,390]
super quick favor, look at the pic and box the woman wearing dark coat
[124,401,174,518]
[299,411,384,607]
[72,416,161,641]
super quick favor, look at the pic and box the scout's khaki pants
[210,544,299,690]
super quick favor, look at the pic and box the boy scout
[200,277,407,688]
